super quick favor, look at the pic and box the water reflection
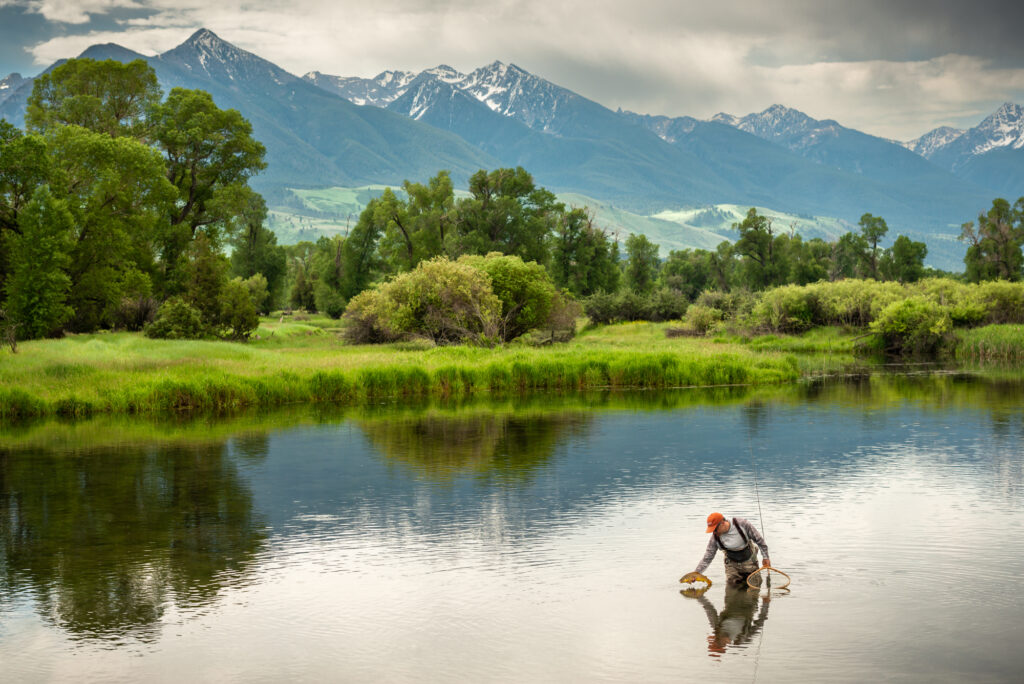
[688,585,771,658]
[357,410,592,482]
[1,372,1023,681]
[0,442,265,642]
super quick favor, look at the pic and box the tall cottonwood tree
[26,58,161,140]
[550,208,620,297]
[451,167,559,265]
[960,198,1024,282]
[858,213,889,280]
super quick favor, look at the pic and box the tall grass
[0,324,805,420]
[955,325,1024,362]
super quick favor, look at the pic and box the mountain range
[2,28,1023,269]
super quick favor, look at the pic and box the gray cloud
[3,0,1024,139]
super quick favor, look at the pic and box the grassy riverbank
[0,318,856,420]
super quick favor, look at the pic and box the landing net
[745,566,791,590]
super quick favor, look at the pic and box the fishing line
[748,439,765,537]
[748,435,767,684]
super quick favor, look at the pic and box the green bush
[910,278,986,326]
[458,253,557,341]
[583,289,687,324]
[751,284,817,333]
[811,279,902,327]
[974,280,1024,324]
[694,290,756,321]
[220,277,260,341]
[870,296,952,356]
[682,304,724,335]
[145,297,207,339]
[341,288,398,344]
[647,288,688,322]
[342,257,501,345]
[583,291,619,325]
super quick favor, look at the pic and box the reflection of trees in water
[358,411,592,482]
[0,442,265,641]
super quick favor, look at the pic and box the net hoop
[746,567,791,590]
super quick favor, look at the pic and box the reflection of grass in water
[359,411,592,482]
[4,373,1022,454]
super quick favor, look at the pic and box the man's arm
[736,517,770,565]
[694,534,720,574]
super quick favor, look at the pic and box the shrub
[527,290,584,344]
[242,273,270,315]
[220,277,260,340]
[111,296,158,331]
[616,290,651,321]
[682,304,723,335]
[314,281,347,319]
[751,284,817,333]
[341,288,398,344]
[647,288,688,322]
[342,257,501,345]
[870,296,952,356]
[812,279,902,327]
[583,291,619,325]
[910,278,986,326]
[458,253,557,341]
[694,290,756,320]
[145,297,206,339]
[974,280,1024,324]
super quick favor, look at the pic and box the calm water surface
[1,374,1023,682]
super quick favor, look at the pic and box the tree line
[0,57,277,342]
[2,58,1022,345]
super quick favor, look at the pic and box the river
[1,373,1022,682]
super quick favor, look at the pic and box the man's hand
[762,559,771,569]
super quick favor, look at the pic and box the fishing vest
[719,518,753,562]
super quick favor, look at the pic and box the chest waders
[721,518,754,562]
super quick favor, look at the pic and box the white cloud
[28,27,191,62]
[27,0,141,24]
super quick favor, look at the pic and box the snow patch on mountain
[969,103,1024,154]
[0,73,27,105]
[903,126,965,158]
[161,28,292,86]
[712,104,843,151]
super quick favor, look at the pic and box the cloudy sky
[2,0,1023,140]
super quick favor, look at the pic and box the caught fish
[679,572,712,587]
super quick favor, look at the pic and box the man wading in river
[683,512,771,586]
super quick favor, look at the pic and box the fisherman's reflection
[683,584,770,657]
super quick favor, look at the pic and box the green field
[1,317,862,420]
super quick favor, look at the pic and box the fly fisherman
[682,512,771,587]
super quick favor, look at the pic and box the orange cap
[706,512,725,533]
